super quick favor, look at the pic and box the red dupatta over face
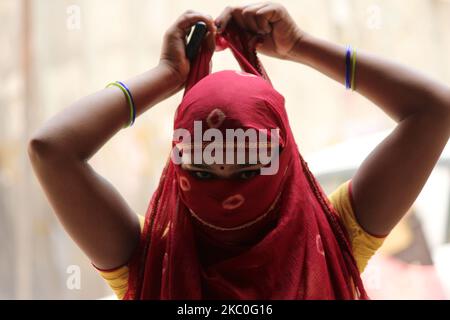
[124,20,368,300]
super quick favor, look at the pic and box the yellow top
[96,179,386,299]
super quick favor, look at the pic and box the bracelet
[351,48,357,91]
[345,45,357,91]
[345,45,352,90]
[106,81,136,127]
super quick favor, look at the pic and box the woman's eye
[193,171,214,180]
[239,170,260,180]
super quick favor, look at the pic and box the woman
[28,3,450,299]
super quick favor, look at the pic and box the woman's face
[181,163,264,180]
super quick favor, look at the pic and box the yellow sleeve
[328,179,387,273]
[95,214,145,300]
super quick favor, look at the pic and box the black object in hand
[186,22,208,61]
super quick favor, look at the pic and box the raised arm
[289,34,450,236]
[28,11,217,270]
[215,2,450,236]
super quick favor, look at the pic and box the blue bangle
[116,81,136,126]
[345,45,352,89]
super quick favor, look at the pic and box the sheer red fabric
[124,21,368,300]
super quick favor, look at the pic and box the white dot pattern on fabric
[179,176,191,191]
[234,70,258,78]
[316,234,325,256]
[222,194,245,210]
[206,108,226,128]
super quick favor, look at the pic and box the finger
[253,4,273,33]
[205,30,216,53]
[182,26,192,39]
[254,4,283,25]
[176,11,217,36]
[230,8,247,31]
[214,6,234,32]
[242,3,267,34]
[241,6,261,34]
[215,5,247,31]
[181,13,216,34]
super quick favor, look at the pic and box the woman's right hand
[159,10,217,87]
[215,2,305,60]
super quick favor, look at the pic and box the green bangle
[106,82,134,128]
[351,48,357,91]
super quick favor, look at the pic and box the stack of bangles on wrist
[345,45,357,91]
[106,81,136,128]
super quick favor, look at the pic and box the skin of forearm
[30,63,182,161]
[287,34,450,124]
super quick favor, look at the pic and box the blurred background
[0,0,449,299]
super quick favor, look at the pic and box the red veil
[124,21,367,300]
